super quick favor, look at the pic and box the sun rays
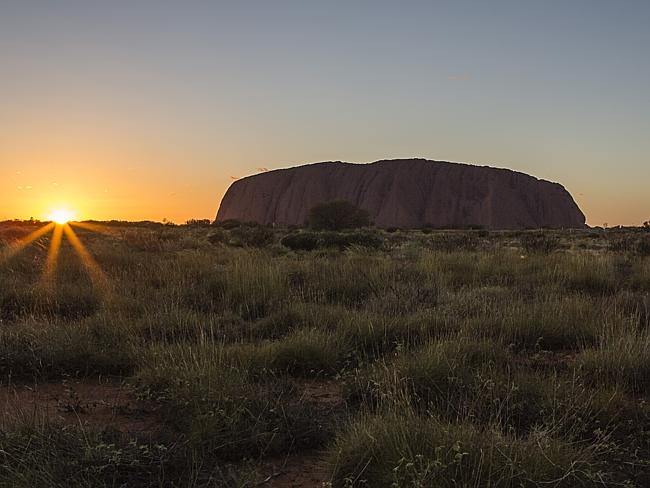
[63,224,109,288]
[0,222,56,263]
[70,221,113,235]
[41,223,64,288]
[1,219,110,293]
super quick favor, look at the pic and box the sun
[48,208,75,225]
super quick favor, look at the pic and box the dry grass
[0,222,649,486]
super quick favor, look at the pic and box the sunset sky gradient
[2,1,648,225]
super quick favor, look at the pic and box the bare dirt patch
[257,454,329,487]
[0,378,161,434]
[297,379,345,410]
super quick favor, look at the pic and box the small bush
[207,225,275,248]
[228,225,275,247]
[212,219,243,229]
[280,232,320,251]
[184,218,211,227]
[423,233,480,252]
[521,232,562,254]
[307,201,371,230]
[207,229,228,245]
[281,231,382,251]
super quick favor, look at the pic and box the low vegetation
[1,220,650,486]
[306,200,371,230]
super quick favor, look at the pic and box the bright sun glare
[48,209,75,225]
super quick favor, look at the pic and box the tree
[306,200,371,230]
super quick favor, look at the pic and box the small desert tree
[306,200,371,230]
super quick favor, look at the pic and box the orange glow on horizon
[47,208,75,225]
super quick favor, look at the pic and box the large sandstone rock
[216,159,586,229]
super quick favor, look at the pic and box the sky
[1,1,648,225]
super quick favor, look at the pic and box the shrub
[281,232,320,251]
[208,225,275,247]
[423,233,480,252]
[184,218,211,227]
[212,219,242,229]
[281,231,383,251]
[320,231,383,250]
[521,232,562,254]
[207,229,228,245]
[306,201,371,230]
[228,225,274,247]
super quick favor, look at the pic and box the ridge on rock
[216,159,586,229]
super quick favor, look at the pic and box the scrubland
[1,220,649,487]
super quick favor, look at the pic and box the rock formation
[216,159,586,229]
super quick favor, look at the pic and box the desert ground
[1,220,649,487]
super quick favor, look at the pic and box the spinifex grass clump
[579,328,650,394]
[0,316,135,381]
[325,412,603,487]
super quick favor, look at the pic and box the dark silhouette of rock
[216,159,586,229]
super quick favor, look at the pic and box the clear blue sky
[1,0,648,224]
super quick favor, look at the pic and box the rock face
[216,159,586,229]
